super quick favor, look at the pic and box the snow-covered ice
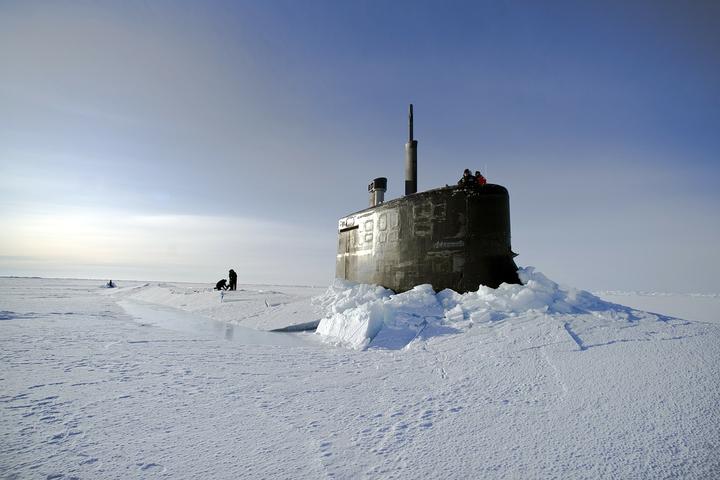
[597,290,720,324]
[1,271,719,479]
[313,267,691,350]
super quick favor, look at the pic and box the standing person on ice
[228,269,237,291]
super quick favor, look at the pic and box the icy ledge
[313,267,659,350]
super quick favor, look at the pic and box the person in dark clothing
[228,269,237,291]
[474,170,487,186]
[458,168,476,188]
[215,279,228,291]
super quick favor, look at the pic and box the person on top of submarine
[475,170,487,186]
[458,169,476,188]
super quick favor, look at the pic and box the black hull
[336,185,520,293]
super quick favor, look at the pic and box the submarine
[336,105,521,293]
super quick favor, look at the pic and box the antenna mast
[404,104,418,195]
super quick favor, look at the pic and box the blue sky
[1,1,718,292]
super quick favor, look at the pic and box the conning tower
[336,106,520,293]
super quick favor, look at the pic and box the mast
[404,104,418,195]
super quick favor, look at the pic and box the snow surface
[313,267,688,350]
[597,291,720,325]
[1,272,719,479]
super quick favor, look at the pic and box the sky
[1,0,719,292]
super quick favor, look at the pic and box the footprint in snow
[319,441,332,457]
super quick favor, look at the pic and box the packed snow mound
[311,280,394,315]
[123,283,220,309]
[314,267,670,350]
[108,281,326,331]
[447,266,613,316]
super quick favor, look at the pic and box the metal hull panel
[336,185,520,293]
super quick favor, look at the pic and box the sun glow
[1,208,333,283]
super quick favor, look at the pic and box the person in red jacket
[475,170,487,186]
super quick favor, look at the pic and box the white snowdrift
[113,282,326,331]
[314,267,646,350]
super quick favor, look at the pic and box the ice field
[1,273,719,479]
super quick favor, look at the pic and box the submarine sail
[336,105,520,293]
